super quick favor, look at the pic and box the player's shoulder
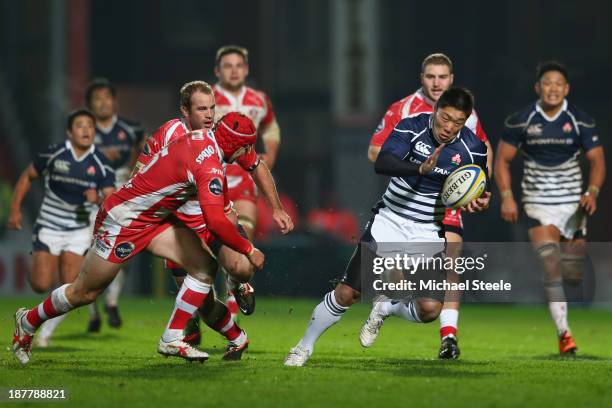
[91,148,114,170]
[395,112,431,133]
[39,142,66,156]
[116,116,141,129]
[244,86,268,106]
[458,127,487,154]
[566,102,596,127]
[504,102,538,128]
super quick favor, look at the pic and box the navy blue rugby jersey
[94,115,144,171]
[32,141,115,230]
[378,113,488,224]
[502,100,600,205]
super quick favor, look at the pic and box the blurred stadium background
[0,0,611,298]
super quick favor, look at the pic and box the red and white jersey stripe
[213,84,275,130]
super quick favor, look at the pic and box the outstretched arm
[8,164,39,230]
[494,141,519,223]
[250,161,294,234]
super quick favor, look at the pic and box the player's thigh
[528,225,561,246]
[30,251,60,293]
[218,245,254,282]
[68,251,122,305]
[147,225,217,283]
[234,199,257,239]
[444,231,463,259]
[59,251,86,284]
[415,297,443,322]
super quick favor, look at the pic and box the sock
[298,290,348,352]
[38,315,67,339]
[544,281,569,336]
[206,303,243,342]
[23,284,73,333]
[439,308,459,338]
[105,269,125,307]
[380,300,422,323]
[226,293,239,317]
[88,301,100,320]
[162,276,211,342]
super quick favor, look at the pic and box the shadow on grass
[34,346,86,353]
[53,333,121,341]
[530,353,608,362]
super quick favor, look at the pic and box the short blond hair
[421,53,453,73]
[180,80,213,109]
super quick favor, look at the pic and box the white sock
[298,291,348,352]
[544,281,569,336]
[38,314,67,339]
[439,309,459,329]
[105,269,126,307]
[381,300,422,323]
[88,301,100,319]
[162,276,211,343]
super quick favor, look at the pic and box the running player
[284,88,490,367]
[495,61,605,355]
[212,45,282,316]
[367,53,492,359]
[86,78,145,331]
[12,113,266,365]
[8,109,115,347]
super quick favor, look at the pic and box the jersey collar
[215,83,246,108]
[416,88,436,107]
[535,99,567,122]
[65,140,95,162]
[96,114,118,134]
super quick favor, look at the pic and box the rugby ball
[441,164,486,209]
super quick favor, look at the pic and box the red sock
[24,285,72,332]
[226,294,239,316]
[440,326,457,339]
[210,306,242,341]
[165,277,211,339]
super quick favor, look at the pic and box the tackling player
[12,112,266,365]
[367,53,492,359]
[86,78,145,332]
[8,109,115,347]
[212,45,282,315]
[495,61,605,355]
[284,88,490,366]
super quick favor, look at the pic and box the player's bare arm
[580,146,605,215]
[8,164,39,230]
[250,160,294,234]
[494,140,519,223]
[259,119,281,170]
[367,145,381,163]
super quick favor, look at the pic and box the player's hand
[462,191,491,213]
[273,209,294,234]
[247,247,265,270]
[419,144,445,175]
[8,208,23,230]
[500,195,519,223]
[580,193,597,215]
[84,188,99,204]
[101,147,121,161]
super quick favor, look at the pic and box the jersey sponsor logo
[562,122,573,133]
[53,159,71,173]
[196,146,215,164]
[414,141,432,156]
[209,168,224,176]
[114,241,135,259]
[451,154,462,166]
[87,165,96,175]
[409,156,449,175]
[375,118,385,134]
[209,178,223,196]
[526,124,543,136]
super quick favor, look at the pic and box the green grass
[1,297,611,408]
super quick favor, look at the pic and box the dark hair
[536,61,568,82]
[85,77,116,106]
[179,80,213,109]
[421,53,453,73]
[436,87,474,117]
[67,108,96,129]
[215,45,249,66]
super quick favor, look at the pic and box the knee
[30,275,53,293]
[334,283,360,307]
[416,300,443,323]
[222,256,254,282]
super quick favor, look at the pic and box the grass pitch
[1,297,611,407]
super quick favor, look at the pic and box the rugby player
[86,78,145,331]
[367,53,492,359]
[8,109,115,347]
[495,61,605,355]
[285,88,490,367]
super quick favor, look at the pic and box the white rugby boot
[284,345,312,367]
[359,297,390,348]
[12,308,34,365]
[157,338,209,363]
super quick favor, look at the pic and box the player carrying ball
[284,88,490,367]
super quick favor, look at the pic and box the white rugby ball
[441,164,487,209]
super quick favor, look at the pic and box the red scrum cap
[214,112,257,161]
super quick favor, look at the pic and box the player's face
[420,64,454,102]
[89,88,116,120]
[215,53,249,91]
[67,115,96,150]
[535,70,569,109]
[432,106,467,143]
[182,91,215,130]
